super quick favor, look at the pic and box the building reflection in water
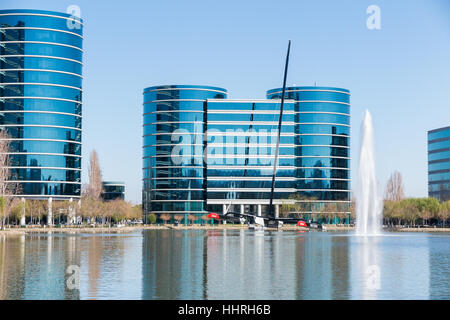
[0,233,80,299]
[142,230,204,299]
[0,230,444,300]
[142,230,351,299]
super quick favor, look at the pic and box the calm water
[0,229,449,300]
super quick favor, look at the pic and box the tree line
[0,139,142,229]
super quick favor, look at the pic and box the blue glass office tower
[143,85,227,216]
[0,10,82,199]
[428,126,450,202]
[267,86,351,216]
[205,99,296,217]
[143,85,350,221]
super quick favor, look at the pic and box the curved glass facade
[0,9,82,198]
[428,126,450,201]
[267,87,351,214]
[143,85,351,220]
[143,85,227,215]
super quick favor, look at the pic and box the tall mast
[268,40,291,219]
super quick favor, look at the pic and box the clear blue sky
[3,0,450,204]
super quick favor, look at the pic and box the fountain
[356,110,382,235]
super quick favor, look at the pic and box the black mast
[268,40,291,219]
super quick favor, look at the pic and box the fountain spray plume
[356,110,382,235]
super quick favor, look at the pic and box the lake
[0,229,449,299]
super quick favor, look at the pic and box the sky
[2,0,450,204]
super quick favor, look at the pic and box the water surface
[0,230,448,299]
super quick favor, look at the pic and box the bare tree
[0,130,11,200]
[385,171,405,202]
[0,131,22,229]
[87,150,103,199]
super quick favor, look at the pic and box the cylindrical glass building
[267,86,351,219]
[142,85,227,217]
[428,126,450,202]
[0,9,83,199]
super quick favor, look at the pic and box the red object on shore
[297,221,307,227]
[208,213,220,219]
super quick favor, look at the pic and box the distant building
[101,181,125,201]
[428,126,450,202]
[143,85,351,221]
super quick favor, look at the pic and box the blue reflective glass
[208,124,294,133]
[206,157,294,166]
[207,180,295,189]
[428,139,450,152]
[297,135,349,146]
[143,112,204,123]
[10,168,80,181]
[2,42,82,61]
[20,182,81,196]
[293,190,350,201]
[149,201,204,212]
[428,172,450,182]
[297,102,350,114]
[297,124,349,135]
[297,146,349,157]
[429,150,450,161]
[4,126,80,141]
[296,168,349,179]
[150,179,204,189]
[296,179,349,190]
[1,10,82,198]
[1,112,80,127]
[267,88,350,103]
[297,157,349,168]
[144,88,226,101]
[144,101,205,113]
[151,190,204,201]
[429,182,450,192]
[207,113,293,122]
[9,140,81,155]
[428,128,450,141]
[2,56,82,74]
[146,123,203,135]
[206,101,294,111]
[428,160,450,172]
[149,167,204,179]
[207,168,294,177]
[297,113,349,124]
[15,28,82,47]
[3,70,81,87]
[0,98,81,114]
[9,154,80,168]
[207,192,298,200]
[0,12,83,36]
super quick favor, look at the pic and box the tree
[86,150,103,199]
[188,214,198,224]
[385,171,405,201]
[174,214,184,224]
[437,201,450,227]
[148,213,157,224]
[159,214,171,224]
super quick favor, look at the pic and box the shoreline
[1,224,450,236]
